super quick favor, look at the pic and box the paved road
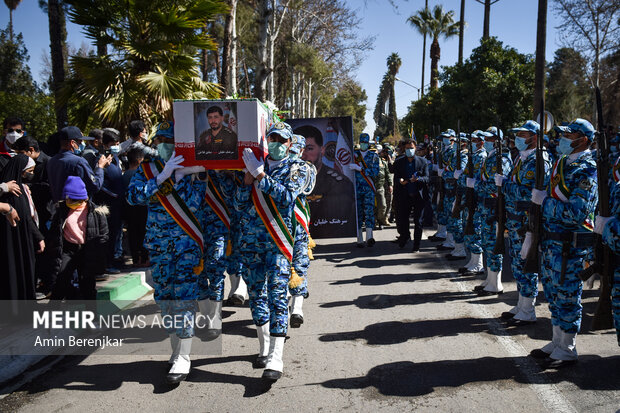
[1,227,619,412]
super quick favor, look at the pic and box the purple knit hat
[62,176,88,200]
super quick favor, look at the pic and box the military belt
[515,201,532,211]
[543,232,595,249]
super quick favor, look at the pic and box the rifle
[437,124,445,213]
[523,99,547,273]
[584,87,613,330]
[464,134,476,236]
[493,126,506,255]
[451,120,463,218]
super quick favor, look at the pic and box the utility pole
[421,0,428,97]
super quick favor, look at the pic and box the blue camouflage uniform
[460,138,487,255]
[601,180,620,345]
[223,172,247,280]
[354,134,380,229]
[540,149,598,334]
[234,135,307,337]
[442,139,467,244]
[503,148,551,298]
[198,170,236,302]
[476,142,512,272]
[127,153,206,339]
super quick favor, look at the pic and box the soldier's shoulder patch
[526,170,535,179]
[579,178,593,191]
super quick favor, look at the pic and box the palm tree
[63,0,228,131]
[408,5,460,91]
[373,53,402,138]
[4,0,22,42]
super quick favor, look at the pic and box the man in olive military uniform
[196,106,238,160]
[295,124,356,238]
[375,144,393,228]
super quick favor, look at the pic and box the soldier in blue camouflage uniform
[235,122,307,381]
[470,128,513,293]
[457,131,487,272]
[494,121,552,318]
[527,119,598,367]
[349,133,380,247]
[223,171,249,306]
[287,134,316,328]
[437,130,467,257]
[126,121,206,384]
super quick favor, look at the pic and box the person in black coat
[393,139,430,252]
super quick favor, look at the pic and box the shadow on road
[329,271,450,286]
[319,291,477,310]
[317,356,620,397]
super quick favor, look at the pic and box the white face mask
[5,131,23,144]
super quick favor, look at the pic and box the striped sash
[251,182,294,261]
[549,156,594,231]
[142,161,204,253]
[204,174,230,229]
[613,156,620,183]
[294,198,310,235]
[356,153,376,192]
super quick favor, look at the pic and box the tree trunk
[459,0,465,64]
[483,0,490,40]
[9,10,13,43]
[421,0,428,97]
[255,0,271,101]
[221,1,235,95]
[243,58,250,96]
[230,0,238,96]
[48,0,68,130]
[388,82,398,136]
[430,38,440,91]
[533,0,547,119]
[268,36,275,102]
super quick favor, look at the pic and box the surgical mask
[5,131,23,144]
[157,143,174,161]
[484,141,495,153]
[359,143,369,151]
[557,137,575,156]
[78,142,86,152]
[22,172,34,182]
[110,145,120,155]
[268,142,288,160]
[610,144,619,154]
[288,152,300,159]
[405,148,415,158]
[73,142,83,155]
[443,138,453,147]
[66,199,86,210]
[514,137,529,152]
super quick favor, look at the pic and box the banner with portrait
[286,117,357,238]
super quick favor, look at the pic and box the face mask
[157,143,174,161]
[484,141,495,153]
[110,145,120,154]
[405,148,416,158]
[78,142,86,152]
[557,137,575,156]
[514,136,529,152]
[442,138,453,147]
[610,145,618,154]
[268,142,288,160]
[73,142,83,155]
[5,131,23,144]
[288,152,300,159]
[66,199,86,209]
[359,143,369,151]
[22,172,34,182]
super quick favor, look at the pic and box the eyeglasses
[7,128,23,133]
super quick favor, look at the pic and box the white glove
[454,169,463,179]
[242,148,264,178]
[347,163,362,172]
[593,215,612,235]
[437,168,445,178]
[156,152,184,185]
[494,173,506,187]
[531,188,547,205]
[466,177,476,188]
[520,232,533,260]
[174,166,205,182]
[432,164,439,172]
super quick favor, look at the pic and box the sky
[2,0,564,135]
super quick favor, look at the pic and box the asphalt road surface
[1,227,619,412]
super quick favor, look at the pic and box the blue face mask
[110,145,120,155]
[268,142,288,160]
[359,143,369,151]
[157,143,174,161]
[288,151,300,159]
[405,148,416,158]
[514,136,529,152]
[442,138,453,147]
[483,141,495,153]
[557,137,575,156]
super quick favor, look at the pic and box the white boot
[263,336,285,381]
[168,333,179,364]
[227,273,240,298]
[228,274,247,305]
[233,275,248,299]
[441,232,455,248]
[356,228,364,246]
[540,324,562,354]
[482,270,503,293]
[466,253,484,272]
[449,243,467,258]
[474,268,491,290]
[167,337,192,383]
[433,225,447,239]
[513,295,537,322]
[255,323,270,364]
[290,295,304,328]
[549,330,578,361]
[366,227,375,246]
[198,299,222,339]
[509,294,523,315]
